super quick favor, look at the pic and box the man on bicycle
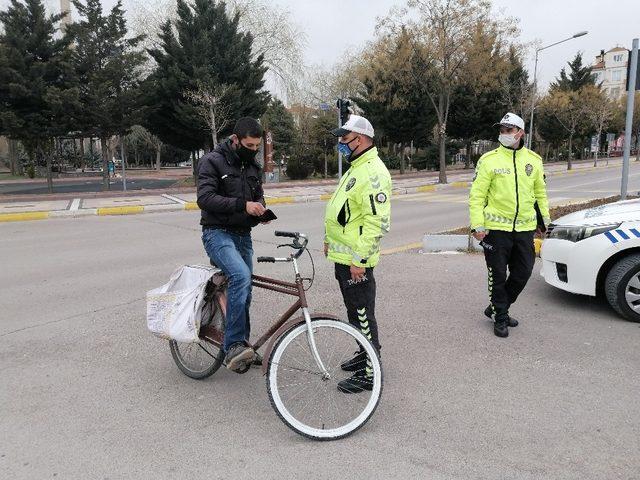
[324,115,392,393]
[197,117,268,372]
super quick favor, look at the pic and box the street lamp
[527,31,589,149]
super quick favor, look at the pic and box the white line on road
[69,198,81,211]
[161,194,187,204]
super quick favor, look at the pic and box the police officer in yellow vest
[324,115,391,393]
[469,112,550,338]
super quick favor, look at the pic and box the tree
[540,89,584,169]
[261,98,297,157]
[381,0,495,183]
[356,28,435,173]
[551,52,596,92]
[146,0,270,153]
[185,82,235,148]
[581,85,617,165]
[130,0,305,101]
[500,46,533,119]
[308,112,338,177]
[448,21,519,167]
[67,0,146,190]
[126,125,163,170]
[0,0,76,192]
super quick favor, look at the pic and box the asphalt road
[0,178,178,195]
[1,165,639,479]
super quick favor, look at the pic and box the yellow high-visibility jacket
[469,144,550,232]
[324,147,392,267]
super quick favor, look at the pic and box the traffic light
[337,98,351,126]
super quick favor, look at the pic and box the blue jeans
[202,229,253,352]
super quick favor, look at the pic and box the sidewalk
[0,157,626,223]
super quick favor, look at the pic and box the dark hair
[233,117,263,139]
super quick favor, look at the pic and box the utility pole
[336,98,351,178]
[621,38,639,200]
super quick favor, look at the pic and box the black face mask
[237,143,258,164]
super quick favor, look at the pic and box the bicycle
[168,230,383,440]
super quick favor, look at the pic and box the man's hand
[472,231,487,241]
[246,201,266,216]
[350,264,366,282]
[323,242,328,257]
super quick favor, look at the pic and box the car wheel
[605,253,640,323]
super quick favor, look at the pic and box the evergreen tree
[146,0,270,152]
[67,0,146,190]
[0,0,76,192]
[261,98,297,157]
[551,52,596,92]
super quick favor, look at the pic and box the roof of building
[608,47,628,53]
[592,61,605,70]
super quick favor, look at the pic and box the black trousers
[481,230,535,320]
[334,263,381,352]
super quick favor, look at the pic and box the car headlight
[546,223,621,242]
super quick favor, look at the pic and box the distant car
[541,199,640,322]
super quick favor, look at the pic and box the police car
[541,198,640,322]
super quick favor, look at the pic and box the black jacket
[197,139,265,231]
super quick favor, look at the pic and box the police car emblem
[375,192,387,203]
[345,178,356,191]
[525,163,533,176]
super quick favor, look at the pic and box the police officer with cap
[324,114,392,393]
[469,112,550,337]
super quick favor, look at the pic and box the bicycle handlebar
[257,256,276,263]
[258,231,309,263]
[274,230,299,238]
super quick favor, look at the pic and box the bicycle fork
[292,257,330,379]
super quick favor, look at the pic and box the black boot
[340,350,367,372]
[485,305,518,327]
[337,372,373,394]
[494,316,509,338]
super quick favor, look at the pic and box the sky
[6,0,639,90]
[268,0,639,90]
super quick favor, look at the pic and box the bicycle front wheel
[267,319,382,440]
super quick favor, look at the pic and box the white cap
[494,112,525,131]
[331,114,375,138]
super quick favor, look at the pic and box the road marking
[162,194,186,204]
[265,196,295,205]
[400,192,468,203]
[97,206,144,216]
[69,198,81,211]
[381,242,423,255]
[0,211,49,222]
[185,202,200,210]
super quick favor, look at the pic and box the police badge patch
[375,192,387,203]
[345,178,356,191]
[525,164,533,177]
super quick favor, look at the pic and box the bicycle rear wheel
[169,296,225,379]
[266,318,382,440]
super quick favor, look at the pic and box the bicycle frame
[203,252,338,377]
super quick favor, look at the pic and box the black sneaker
[225,343,255,372]
[337,372,373,394]
[485,305,518,327]
[494,317,509,338]
[340,350,367,372]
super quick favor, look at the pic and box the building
[592,47,629,100]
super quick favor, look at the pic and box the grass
[0,172,26,181]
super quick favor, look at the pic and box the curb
[0,162,628,223]
[421,234,543,256]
